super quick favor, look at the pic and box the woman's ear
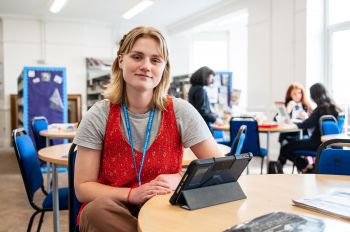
[118,54,123,68]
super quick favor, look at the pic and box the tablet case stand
[180,182,246,210]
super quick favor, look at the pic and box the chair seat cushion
[291,150,317,156]
[42,187,69,210]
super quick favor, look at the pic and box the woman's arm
[190,137,224,159]
[75,146,172,205]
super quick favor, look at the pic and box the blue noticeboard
[20,66,67,142]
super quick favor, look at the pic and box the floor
[0,147,294,232]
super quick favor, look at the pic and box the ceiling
[0,0,225,30]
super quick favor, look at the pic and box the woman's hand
[154,173,182,190]
[128,178,172,205]
[298,111,308,120]
[286,101,296,113]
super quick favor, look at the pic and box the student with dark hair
[277,83,341,173]
[188,66,224,129]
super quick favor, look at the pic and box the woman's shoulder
[172,97,198,115]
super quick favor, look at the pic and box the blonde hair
[104,26,171,110]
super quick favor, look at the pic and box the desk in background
[138,174,350,232]
[211,124,301,163]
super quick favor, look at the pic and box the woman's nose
[140,58,151,71]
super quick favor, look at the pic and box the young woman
[73,27,223,232]
[278,83,313,145]
[188,66,224,129]
[277,83,341,173]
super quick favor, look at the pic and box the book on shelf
[292,190,350,220]
[224,211,350,232]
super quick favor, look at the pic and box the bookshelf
[86,58,111,109]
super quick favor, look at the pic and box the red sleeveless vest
[77,97,183,224]
[99,97,183,187]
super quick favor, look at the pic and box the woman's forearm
[76,181,130,204]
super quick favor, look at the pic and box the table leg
[52,163,60,232]
[46,137,51,192]
[266,132,270,164]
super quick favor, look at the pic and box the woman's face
[118,37,166,93]
[291,88,303,102]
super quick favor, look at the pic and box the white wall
[167,0,325,160]
[0,16,116,147]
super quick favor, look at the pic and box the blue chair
[32,116,49,151]
[228,125,247,157]
[68,143,82,232]
[230,117,267,174]
[315,138,350,175]
[12,128,68,232]
[289,115,339,173]
[337,113,345,133]
[319,115,339,135]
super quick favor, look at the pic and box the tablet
[169,153,253,207]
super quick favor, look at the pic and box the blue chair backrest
[319,115,339,135]
[230,117,262,156]
[12,128,44,201]
[32,116,49,150]
[315,139,350,175]
[229,125,247,156]
[68,143,81,232]
[337,113,345,133]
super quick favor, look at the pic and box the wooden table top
[138,174,350,232]
[38,143,71,166]
[321,133,350,144]
[39,130,76,139]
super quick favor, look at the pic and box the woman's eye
[132,55,142,60]
[151,58,161,63]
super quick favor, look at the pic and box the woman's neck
[126,88,153,114]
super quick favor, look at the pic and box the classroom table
[211,124,301,163]
[138,174,350,232]
[321,133,350,145]
[38,143,71,232]
[39,128,76,192]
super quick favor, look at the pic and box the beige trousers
[79,197,138,232]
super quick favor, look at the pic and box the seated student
[188,66,224,129]
[277,83,313,145]
[277,83,341,173]
[73,26,224,232]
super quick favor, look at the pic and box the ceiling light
[49,0,68,13]
[122,0,155,20]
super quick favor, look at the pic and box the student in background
[188,66,224,129]
[277,83,341,173]
[278,83,313,145]
[73,27,223,232]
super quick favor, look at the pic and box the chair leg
[27,210,40,232]
[36,211,45,232]
[246,163,249,175]
[260,158,264,175]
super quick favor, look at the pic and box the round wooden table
[211,124,301,163]
[39,129,76,140]
[138,174,350,232]
[38,143,72,232]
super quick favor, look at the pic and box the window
[326,0,350,131]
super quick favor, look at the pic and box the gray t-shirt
[73,97,211,152]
